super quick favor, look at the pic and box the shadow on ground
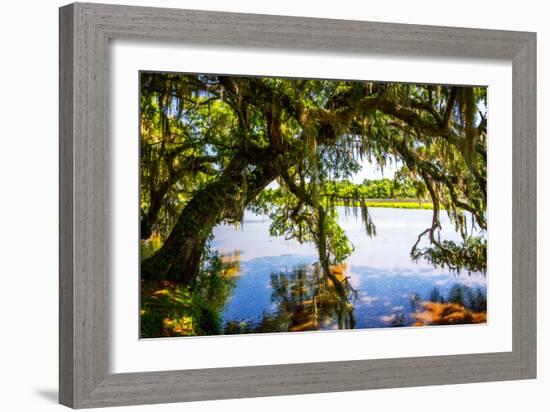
[35,389,58,404]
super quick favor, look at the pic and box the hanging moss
[140,73,487,284]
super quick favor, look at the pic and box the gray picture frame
[59,2,537,409]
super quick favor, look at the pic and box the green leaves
[324,210,354,263]
[411,236,487,274]
[140,72,488,280]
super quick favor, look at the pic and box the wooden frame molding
[59,2,536,408]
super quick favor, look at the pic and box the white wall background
[0,0,546,411]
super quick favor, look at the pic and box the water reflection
[220,254,487,333]
[412,284,487,326]
[224,263,356,334]
[211,207,487,334]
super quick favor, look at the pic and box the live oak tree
[139,73,487,288]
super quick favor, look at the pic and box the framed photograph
[59,2,536,408]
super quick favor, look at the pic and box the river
[211,207,487,333]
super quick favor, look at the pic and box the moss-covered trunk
[140,187,166,240]
[141,155,249,284]
[141,150,294,284]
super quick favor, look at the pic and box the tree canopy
[139,73,487,287]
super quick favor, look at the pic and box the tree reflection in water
[219,252,487,334]
[224,263,357,334]
[411,284,487,326]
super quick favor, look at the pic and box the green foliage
[140,73,488,282]
[412,236,487,274]
[363,200,432,209]
[140,249,235,337]
[361,178,420,199]
[139,73,239,239]
[324,210,354,262]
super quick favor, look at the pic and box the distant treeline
[325,178,426,200]
[253,178,431,213]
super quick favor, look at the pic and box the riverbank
[334,199,433,209]
[366,199,433,209]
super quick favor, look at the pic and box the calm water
[211,207,486,333]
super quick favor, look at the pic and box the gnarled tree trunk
[141,150,294,284]
[141,154,248,283]
[140,187,166,240]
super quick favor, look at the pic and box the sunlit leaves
[140,72,488,277]
[411,236,487,274]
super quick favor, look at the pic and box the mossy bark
[141,155,248,283]
[141,150,296,284]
